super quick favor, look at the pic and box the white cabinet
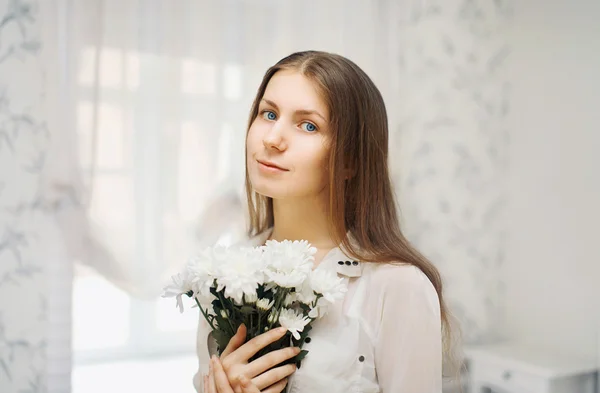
[464,343,598,393]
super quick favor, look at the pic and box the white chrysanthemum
[262,240,316,288]
[186,251,219,305]
[295,279,317,305]
[308,297,331,319]
[308,269,347,304]
[213,246,265,304]
[283,293,298,307]
[278,308,311,340]
[244,291,258,304]
[162,269,196,313]
[267,310,278,324]
[257,298,274,311]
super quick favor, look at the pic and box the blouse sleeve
[193,316,211,392]
[373,264,443,393]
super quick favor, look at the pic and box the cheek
[299,143,329,183]
[246,122,262,153]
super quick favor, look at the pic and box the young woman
[194,51,454,393]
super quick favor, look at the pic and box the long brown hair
[244,51,460,374]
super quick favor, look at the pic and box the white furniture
[465,343,598,393]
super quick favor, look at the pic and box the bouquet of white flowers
[162,239,347,368]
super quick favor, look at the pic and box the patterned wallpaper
[0,1,71,392]
[389,0,512,344]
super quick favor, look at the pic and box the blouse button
[352,261,359,266]
[358,355,365,362]
[345,260,351,265]
[305,337,311,344]
[337,261,344,265]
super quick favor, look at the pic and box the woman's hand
[204,355,289,393]
[208,324,298,393]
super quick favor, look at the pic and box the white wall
[505,0,600,359]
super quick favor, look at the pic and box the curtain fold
[47,0,393,299]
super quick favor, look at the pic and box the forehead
[262,70,329,118]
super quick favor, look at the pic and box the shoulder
[365,262,440,314]
[367,262,436,291]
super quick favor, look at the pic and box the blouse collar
[246,228,363,278]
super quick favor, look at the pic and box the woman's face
[247,70,331,201]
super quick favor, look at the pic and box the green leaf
[220,296,235,310]
[239,306,256,315]
[257,285,275,300]
[295,350,309,369]
[294,325,313,347]
[211,329,231,355]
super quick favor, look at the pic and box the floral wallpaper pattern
[0,0,71,392]
[390,0,512,344]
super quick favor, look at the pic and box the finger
[238,375,261,393]
[203,375,209,393]
[261,378,288,393]
[208,359,217,393]
[212,356,235,393]
[245,346,300,378]
[221,324,247,358]
[229,327,288,364]
[252,364,296,391]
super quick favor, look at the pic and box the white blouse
[193,230,442,393]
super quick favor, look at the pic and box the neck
[269,194,336,250]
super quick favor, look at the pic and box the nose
[262,121,287,151]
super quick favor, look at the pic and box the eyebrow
[261,98,328,123]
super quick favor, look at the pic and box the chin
[251,178,302,200]
[250,182,284,199]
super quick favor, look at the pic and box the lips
[257,159,288,171]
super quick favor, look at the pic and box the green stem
[307,294,323,322]
[195,298,216,330]
[257,311,262,334]
[268,288,289,330]
[217,291,236,335]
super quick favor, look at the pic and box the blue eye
[262,110,277,121]
[300,122,317,132]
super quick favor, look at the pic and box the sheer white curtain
[61,0,394,297]
[51,0,393,363]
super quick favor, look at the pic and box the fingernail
[294,347,301,354]
[277,327,287,334]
